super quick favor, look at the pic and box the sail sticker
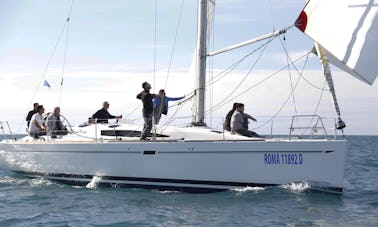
[295,11,308,32]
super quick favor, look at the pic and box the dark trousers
[30,131,46,139]
[236,128,260,138]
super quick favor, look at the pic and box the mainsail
[296,0,378,85]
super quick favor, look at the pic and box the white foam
[280,182,311,192]
[0,176,27,185]
[232,186,266,193]
[86,175,102,189]
[0,176,53,187]
[30,178,53,187]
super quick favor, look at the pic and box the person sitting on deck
[231,103,261,138]
[223,102,239,131]
[47,107,68,138]
[92,101,122,123]
[28,105,47,138]
[26,102,39,128]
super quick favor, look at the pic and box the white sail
[296,0,378,85]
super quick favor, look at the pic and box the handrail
[288,115,330,140]
[0,121,13,140]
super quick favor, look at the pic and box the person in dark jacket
[26,102,39,127]
[92,101,122,123]
[136,82,157,140]
[223,103,239,131]
[153,89,184,124]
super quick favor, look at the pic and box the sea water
[0,136,377,226]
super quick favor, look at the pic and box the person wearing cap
[28,105,47,138]
[92,101,122,123]
[153,89,184,124]
[137,82,157,140]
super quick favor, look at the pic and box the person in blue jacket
[153,89,184,124]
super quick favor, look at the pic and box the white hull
[0,125,346,193]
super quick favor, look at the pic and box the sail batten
[296,0,378,85]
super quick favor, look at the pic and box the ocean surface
[0,135,377,226]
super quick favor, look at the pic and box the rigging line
[159,99,188,131]
[208,60,214,126]
[17,15,69,133]
[208,50,312,115]
[164,0,185,90]
[252,65,304,130]
[252,51,315,131]
[205,39,271,114]
[124,103,142,119]
[280,35,298,117]
[275,34,330,94]
[204,25,294,89]
[206,37,276,87]
[153,0,157,94]
[59,0,74,106]
[268,0,276,31]
[299,53,330,90]
[152,0,158,131]
[169,93,194,108]
[208,4,216,127]
[301,79,327,136]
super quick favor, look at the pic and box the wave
[280,182,311,192]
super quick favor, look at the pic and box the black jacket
[137,90,156,115]
[223,109,235,131]
[26,110,37,127]
[92,108,115,123]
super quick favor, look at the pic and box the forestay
[296,0,378,85]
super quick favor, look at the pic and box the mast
[192,0,208,126]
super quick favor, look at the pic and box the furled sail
[296,0,378,85]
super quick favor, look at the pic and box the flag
[43,80,51,90]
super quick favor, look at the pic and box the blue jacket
[153,96,184,115]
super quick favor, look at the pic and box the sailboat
[0,0,377,193]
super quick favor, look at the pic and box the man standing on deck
[137,82,157,140]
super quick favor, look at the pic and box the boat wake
[85,175,102,189]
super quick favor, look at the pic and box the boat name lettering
[264,153,303,165]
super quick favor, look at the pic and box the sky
[0,0,377,135]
